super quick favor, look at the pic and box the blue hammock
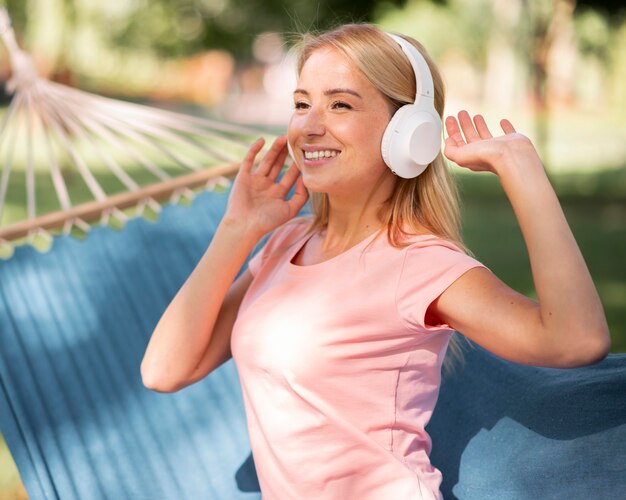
[1,188,625,499]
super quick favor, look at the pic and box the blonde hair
[294,24,468,373]
[295,23,462,247]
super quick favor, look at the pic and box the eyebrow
[293,88,363,99]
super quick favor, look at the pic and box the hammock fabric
[1,187,625,500]
[0,189,260,499]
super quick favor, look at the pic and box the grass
[0,436,27,500]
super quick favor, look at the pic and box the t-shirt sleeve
[395,242,486,332]
[247,219,309,277]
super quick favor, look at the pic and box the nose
[301,105,325,137]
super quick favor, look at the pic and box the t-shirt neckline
[287,228,382,272]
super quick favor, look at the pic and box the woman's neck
[319,202,385,253]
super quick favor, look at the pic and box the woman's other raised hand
[436,110,609,367]
[444,110,541,176]
[224,136,309,239]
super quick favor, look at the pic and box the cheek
[287,118,300,164]
[287,117,295,141]
[287,115,303,146]
[350,107,389,141]
[346,119,387,160]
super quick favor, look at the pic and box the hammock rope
[0,7,271,255]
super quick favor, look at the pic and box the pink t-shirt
[231,218,484,499]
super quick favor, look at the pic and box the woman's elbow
[561,328,611,367]
[584,332,611,364]
[140,360,185,393]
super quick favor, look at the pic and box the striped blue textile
[0,189,261,499]
[1,186,625,499]
[429,338,626,499]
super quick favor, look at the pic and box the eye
[294,101,310,110]
[331,101,352,110]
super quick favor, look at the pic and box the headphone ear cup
[381,105,441,178]
[381,104,413,172]
[408,111,442,165]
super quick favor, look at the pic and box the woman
[141,24,609,499]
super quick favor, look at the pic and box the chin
[300,172,336,195]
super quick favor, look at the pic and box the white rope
[46,93,172,183]
[36,85,74,213]
[36,85,109,202]
[41,84,141,193]
[0,8,276,244]
[62,216,92,236]
[170,187,196,204]
[205,176,232,191]
[0,92,23,223]
[27,226,53,249]
[100,206,128,228]
[135,197,162,217]
[54,92,205,172]
[46,79,263,140]
[25,91,36,220]
[41,128,72,211]
[46,83,241,165]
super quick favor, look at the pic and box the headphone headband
[380,32,442,178]
[386,33,434,103]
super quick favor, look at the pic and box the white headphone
[287,32,441,179]
[381,33,442,178]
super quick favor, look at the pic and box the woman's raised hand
[444,110,540,175]
[224,135,309,239]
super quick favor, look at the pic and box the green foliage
[377,0,494,67]
[457,168,626,353]
[576,8,611,58]
[17,0,408,61]
[0,0,27,33]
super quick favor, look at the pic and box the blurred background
[1,0,625,498]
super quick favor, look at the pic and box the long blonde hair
[295,23,462,248]
[294,24,468,372]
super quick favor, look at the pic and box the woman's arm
[433,111,609,368]
[141,136,308,392]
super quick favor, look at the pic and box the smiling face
[288,46,395,197]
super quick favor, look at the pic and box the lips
[299,145,342,165]
[303,149,340,160]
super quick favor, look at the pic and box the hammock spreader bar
[0,163,237,242]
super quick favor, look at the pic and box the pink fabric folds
[231,218,484,499]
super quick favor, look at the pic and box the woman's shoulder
[387,229,486,273]
[394,229,469,255]
[258,216,312,253]
[399,234,485,280]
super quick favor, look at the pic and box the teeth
[304,150,338,160]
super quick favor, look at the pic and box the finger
[256,136,288,176]
[443,136,459,159]
[278,163,301,191]
[472,114,493,139]
[241,138,265,173]
[287,175,309,213]
[458,110,481,143]
[444,116,465,147]
[500,119,517,134]
[267,145,290,182]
